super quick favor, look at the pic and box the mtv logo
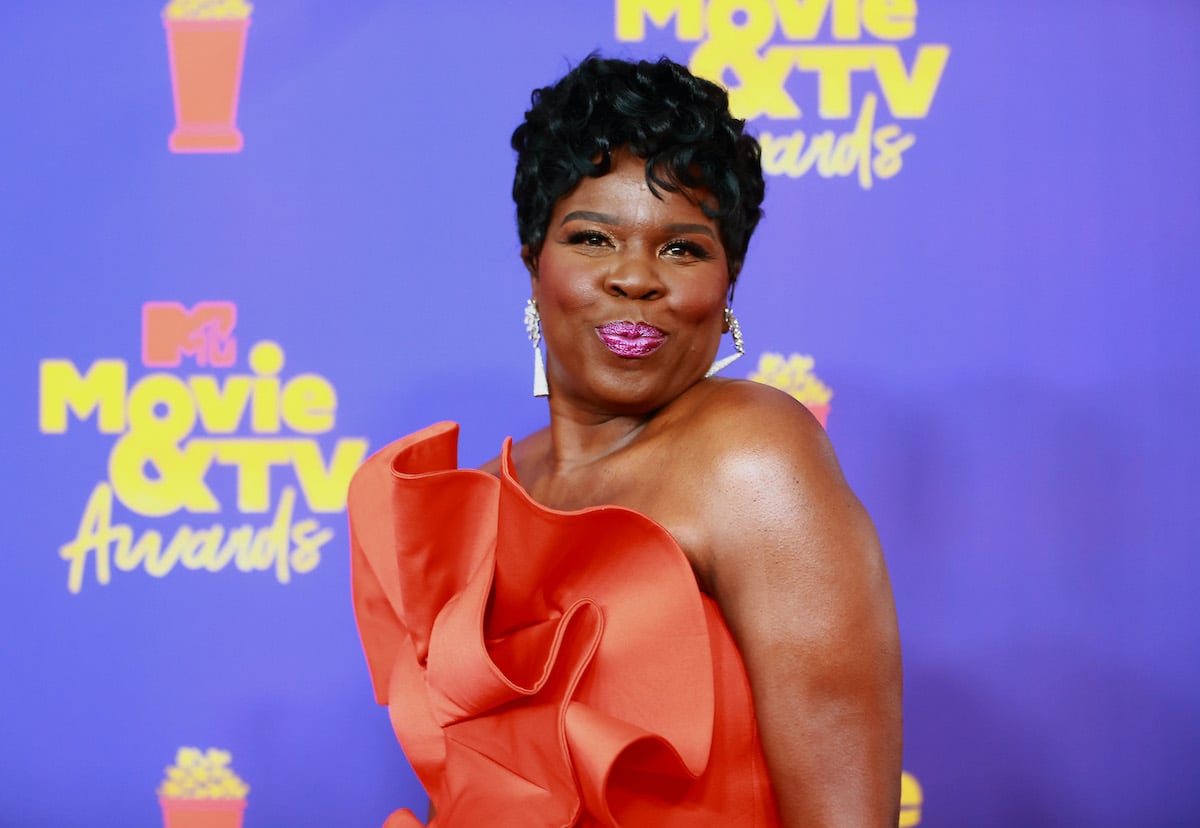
[142,301,237,368]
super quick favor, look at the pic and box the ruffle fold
[350,422,776,827]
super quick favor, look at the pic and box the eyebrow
[560,210,619,226]
[665,222,715,239]
[560,211,716,239]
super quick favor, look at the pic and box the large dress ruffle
[349,422,780,827]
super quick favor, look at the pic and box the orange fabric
[349,422,781,828]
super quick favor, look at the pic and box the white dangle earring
[524,299,549,397]
[705,307,745,377]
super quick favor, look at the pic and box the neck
[543,399,653,474]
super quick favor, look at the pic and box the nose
[604,253,664,300]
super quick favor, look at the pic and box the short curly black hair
[511,55,764,284]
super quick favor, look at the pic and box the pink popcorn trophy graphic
[163,0,253,153]
[157,747,249,828]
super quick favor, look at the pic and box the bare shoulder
[675,378,881,593]
[478,455,502,476]
[678,378,843,485]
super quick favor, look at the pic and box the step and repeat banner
[3,2,1197,826]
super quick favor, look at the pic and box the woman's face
[528,149,731,416]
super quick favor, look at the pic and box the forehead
[550,151,718,229]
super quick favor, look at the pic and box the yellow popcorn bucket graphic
[162,1,253,153]
[157,748,249,828]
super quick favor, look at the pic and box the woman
[349,56,901,827]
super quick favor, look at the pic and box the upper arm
[695,382,902,826]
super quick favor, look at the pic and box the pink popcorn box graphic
[163,17,251,153]
[804,402,830,429]
[159,797,246,828]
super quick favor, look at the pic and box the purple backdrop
[2,1,1197,825]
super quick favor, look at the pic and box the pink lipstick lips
[596,321,667,358]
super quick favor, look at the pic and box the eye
[566,229,612,247]
[661,239,713,260]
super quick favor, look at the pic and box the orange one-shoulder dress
[348,422,781,827]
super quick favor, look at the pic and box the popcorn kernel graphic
[164,0,252,18]
[749,352,834,428]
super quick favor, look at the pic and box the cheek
[675,281,729,322]
[538,290,592,336]
[543,280,592,312]
[535,260,597,313]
